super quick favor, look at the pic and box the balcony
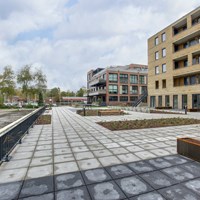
[192,52,200,65]
[173,56,188,70]
[192,10,200,26]
[174,74,200,87]
[89,78,106,87]
[88,89,106,96]
[173,19,187,36]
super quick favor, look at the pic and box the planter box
[177,138,200,162]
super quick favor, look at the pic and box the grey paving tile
[0,181,22,200]
[55,172,84,191]
[54,154,74,163]
[158,184,200,200]
[163,155,192,165]
[19,193,54,200]
[127,161,156,174]
[78,158,101,170]
[140,171,177,190]
[183,178,200,196]
[106,164,135,179]
[88,181,125,200]
[99,156,121,166]
[27,165,53,179]
[147,158,172,169]
[74,152,94,160]
[93,149,113,157]
[116,175,153,198]
[162,166,195,182]
[19,176,53,198]
[130,191,166,200]
[82,168,111,184]
[180,162,200,177]
[56,186,91,200]
[117,153,140,163]
[54,161,79,175]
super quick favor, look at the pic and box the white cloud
[0,0,199,91]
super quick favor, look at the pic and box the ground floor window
[182,95,187,109]
[158,96,162,107]
[165,95,170,107]
[130,96,138,102]
[173,95,178,109]
[150,96,156,107]
[109,96,118,101]
[120,96,128,102]
[192,94,200,109]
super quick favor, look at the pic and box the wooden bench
[98,110,124,116]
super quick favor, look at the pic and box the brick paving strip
[0,107,200,199]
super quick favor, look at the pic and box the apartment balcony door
[173,95,178,109]
[150,96,156,108]
[192,94,200,109]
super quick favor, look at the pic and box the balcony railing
[88,89,106,96]
[89,78,106,87]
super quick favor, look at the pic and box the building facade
[148,6,200,110]
[87,64,148,106]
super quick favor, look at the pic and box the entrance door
[173,95,178,109]
[150,96,155,107]
[192,94,200,109]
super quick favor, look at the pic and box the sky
[0,0,199,91]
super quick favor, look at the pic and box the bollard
[83,107,86,116]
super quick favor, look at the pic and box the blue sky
[0,0,199,91]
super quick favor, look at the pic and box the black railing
[0,106,46,162]
[132,92,148,107]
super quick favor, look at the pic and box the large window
[155,51,159,60]
[109,96,118,102]
[162,64,166,73]
[150,96,156,107]
[120,85,128,94]
[120,74,128,83]
[109,73,118,82]
[162,48,166,57]
[130,75,138,84]
[165,95,170,107]
[158,96,162,107]
[162,32,166,42]
[155,66,159,74]
[155,81,159,89]
[120,96,128,102]
[130,86,138,94]
[139,75,146,84]
[173,95,178,109]
[182,95,187,109]
[140,86,147,94]
[130,96,138,102]
[155,37,159,46]
[109,85,118,94]
[162,79,166,88]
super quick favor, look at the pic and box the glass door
[192,94,200,109]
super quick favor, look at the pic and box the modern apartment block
[148,6,200,110]
[87,64,148,106]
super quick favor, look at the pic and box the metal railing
[0,106,46,162]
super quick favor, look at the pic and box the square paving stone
[161,166,195,182]
[130,191,166,200]
[158,184,200,200]
[106,164,135,179]
[19,193,54,200]
[19,176,53,198]
[116,175,153,198]
[55,172,84,191]
[56,186,91,200]
[127,161,156,174]
[140,171,177,190]
[162,155,192,165]
[180,162,200,177]
[88,181,125,200]
[182,178,200,196]
[82,168,111,184]
[54,161,79,175]
[147,158,172,169]
[0,181,22,200]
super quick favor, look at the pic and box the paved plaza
[0,107,200,199]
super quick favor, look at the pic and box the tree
[17,65,33,101]
[38,92,44,106]
[0,66,15,102]
[76,87,86,97]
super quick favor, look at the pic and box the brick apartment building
[87,64,148,106]
[148,6,200,110]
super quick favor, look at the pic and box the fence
[0,106,45,162]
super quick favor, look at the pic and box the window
[140,86,147,94]
[130,75,138,84]
[155,51,159,60]
[155,37,159,45]
[120,96,128,102]
[162,48,166,57]
[173,95,178,109]
[130,86,138,94]
[155,81,159,89]
[150,96,156,107]
[120,85,128,94]
[162,64,166,73]
[190,76,196,85]
[109,96,118,102]
[158,96,162,107]
[109,85,118,94]
[165,95,170,107]
[182,95,187,109]
[109,73,118,82]
[184,60,188,67]
[162,33,166,42]
[139,75,146,84]
[155,66,159,74]
[162,79,166,88]
[130,96,138,102]
[120,74,128,83]
[184,77,190,86]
